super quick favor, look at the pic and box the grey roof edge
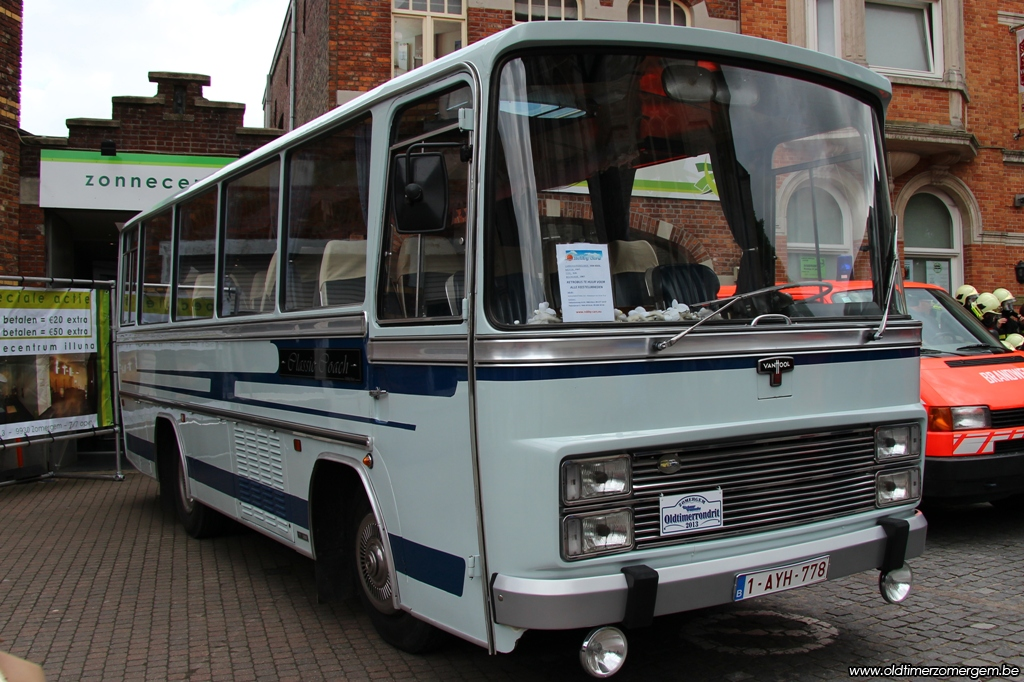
[124,23,894,230]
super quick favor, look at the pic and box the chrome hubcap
[357,513,396,614]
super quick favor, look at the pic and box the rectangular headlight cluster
[928,406,991,432]
[561,454,631,504]
[876,468,921,507]
[562,509,634,559]
[874,423,922,461]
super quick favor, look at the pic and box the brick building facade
[14,72,281,281]
[266,0,1024,296]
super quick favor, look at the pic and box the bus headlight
[874,423,921,461]
[563,509,634,559]
[875,468,921,507]
[562,455,632,504]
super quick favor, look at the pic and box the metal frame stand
[0,276,124,487]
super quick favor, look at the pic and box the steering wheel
[798,281,834,304]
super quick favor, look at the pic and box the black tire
[352,499,446,653]
[170,446,229,539]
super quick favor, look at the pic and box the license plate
[734,556,830,601]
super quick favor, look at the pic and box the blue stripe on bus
[126,433,156,462]
[475,347,918,382]
[389,533,466,597]
[185,457,311,529]
[183,457,465,596]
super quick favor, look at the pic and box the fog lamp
[563,509,633,559]
[562,455,631,503]
[874,423,921,461]
[875,469,921,507]
[580,626,628,678]
[879,563,913,603]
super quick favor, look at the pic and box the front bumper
[924,451,1024,501]
[491,511,926,630]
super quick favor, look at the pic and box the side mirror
[391,152,449,234]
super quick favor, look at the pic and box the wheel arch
[308,454,400,609]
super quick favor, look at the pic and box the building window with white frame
[514,0,579,21]
[902,189,960,293]
[627,0,689,26]
[808,0,840,56]
[393,0,466,77]
[865,0,943,78]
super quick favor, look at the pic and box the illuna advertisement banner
[0,288,112,442]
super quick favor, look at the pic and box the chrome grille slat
[621,426,883,549]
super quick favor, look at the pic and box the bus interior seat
[319,239,367,306]
[651,263,721,307]
[191,273,215,318]
[445,272,465,316]
[397,236,464,317]
[609,240,658,309]
[259,252,278,312]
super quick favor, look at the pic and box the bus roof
[121,21,892,231]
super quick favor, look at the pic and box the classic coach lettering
[85,175,197,190]
[278,348,362,382]
[757,356,795,387]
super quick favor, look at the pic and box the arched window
[902,189,960,293]
[783,185,848,280]
[514,0,579,21]
[627,0,688,26]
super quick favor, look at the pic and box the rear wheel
[353,500,445,653]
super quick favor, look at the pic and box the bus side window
[140,210,172,324]
[285,114,373,312]
[378,85,471,321]
[222,160,280,316]
[120,227,139,326]
[175,190,218,321]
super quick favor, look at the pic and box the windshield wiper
[872,219,900,341]
[956,343,1006,354]
[652,281,831,352]
[920,347,946,355]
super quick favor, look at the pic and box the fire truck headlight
[562,455,632,504]
[562,509,634,559]
[950,406,991,431]
[874,423,921,461]
[875,468,921,507]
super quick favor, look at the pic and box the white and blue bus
[116,22,926,677]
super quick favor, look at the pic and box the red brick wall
[738,0,787,43]
[329,0,392,97]
[0,0,20,276]
[886,85,950,126]
[468,8,513,44]
[703,0,738,21]
[58,74,280,156]
[266,0,332,130]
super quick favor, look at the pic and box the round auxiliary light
[580,626,628,678]
[879,564,913,604]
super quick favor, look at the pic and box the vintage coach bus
[115,22,926,677]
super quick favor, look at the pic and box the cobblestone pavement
[1,473,1023,681]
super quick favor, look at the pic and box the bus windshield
[485,52,892,326]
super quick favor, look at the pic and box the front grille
[630,427,882,550]
[991,408,1024,429]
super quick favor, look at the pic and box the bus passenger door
[367,79,488,647]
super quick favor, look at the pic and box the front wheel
[353,502,445,653]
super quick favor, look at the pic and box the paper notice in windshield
[556,244,615,322]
